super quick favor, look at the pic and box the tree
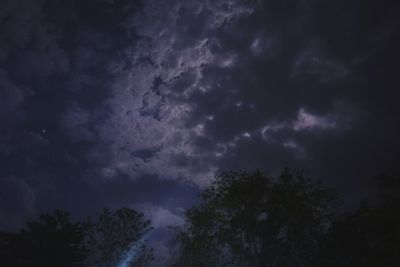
[85,207,153,267]
[316,172,400,267]
[0,207,153,267]
[171,169,337,267]
[0,209,87,267]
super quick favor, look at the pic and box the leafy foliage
[85,207,153,267]
[0,208,153,267]
[0,210,87,267]
[1,170,399,266]
[172,169,337,267]
[316,173,400,267]
[171,170,400,267]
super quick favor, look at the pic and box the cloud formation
[0,1,400,258]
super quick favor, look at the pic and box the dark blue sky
[1,0,400,262]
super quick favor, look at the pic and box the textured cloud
[0,1,399,266]
[0,176,36,231]
[93,0,257,187]
[133,203,184,229]
[1,0,400,238]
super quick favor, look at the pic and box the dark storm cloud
[167,0,400,203]
[0,176,35,231]
[1,1,400,262]
[0,0,184,230]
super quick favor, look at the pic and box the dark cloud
[0,176,35,231]
[173,0,400,203]
[1,0,400,263]
[0,0,147,227]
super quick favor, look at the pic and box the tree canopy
[1,170,399,266]
[0,208,152,267]
[85,207,153,267]
[171,169,400,267]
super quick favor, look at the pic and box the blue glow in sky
[116,236,147,267]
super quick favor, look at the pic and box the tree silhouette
[0,209,87,267]
[85,207,153,267]
[171,170,400,267]
[316,173,400,267]
[0,208,153,267]
[171,169,337,267]
[1,171,399,266]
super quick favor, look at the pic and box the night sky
[1,0,400,262]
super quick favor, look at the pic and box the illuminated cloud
[1,1,400,258]
[293,108,336,131]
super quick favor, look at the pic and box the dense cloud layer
[1,0,400,263]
